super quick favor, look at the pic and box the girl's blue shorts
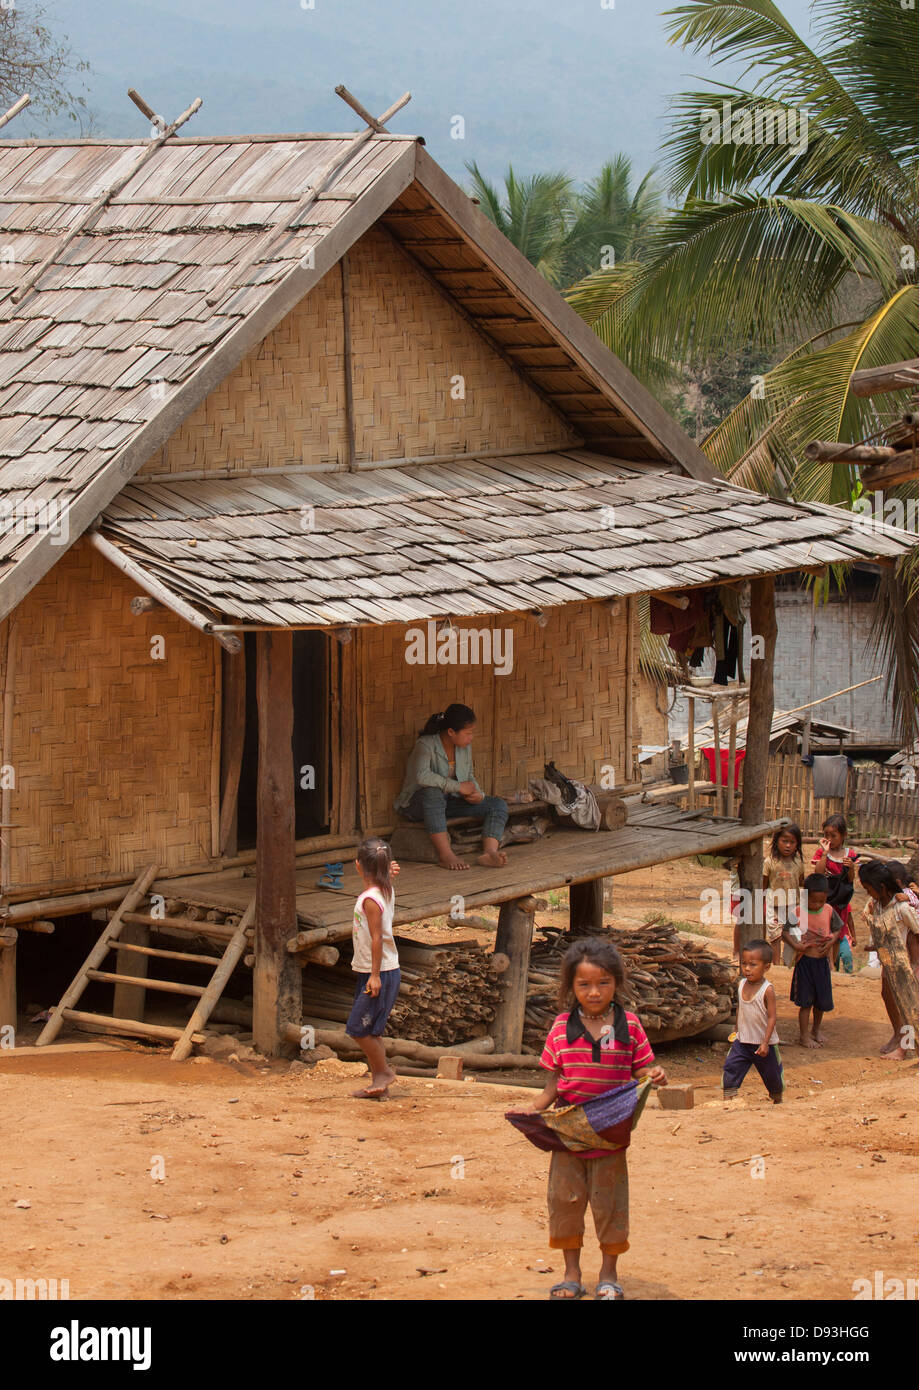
[345,968,401,1037]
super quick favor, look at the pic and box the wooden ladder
[35,864,256,1060]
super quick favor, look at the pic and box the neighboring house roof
[100,450,914,627]
[0,130,717,622]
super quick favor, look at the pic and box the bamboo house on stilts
[0,88,914,1061]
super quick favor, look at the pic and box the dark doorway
[236,631,330,849]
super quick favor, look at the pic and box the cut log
[804,441,899,464]
[282,1023,536,1068]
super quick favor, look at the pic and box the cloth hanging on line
[810,755,850,799]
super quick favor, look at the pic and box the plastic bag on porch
[528,772,601,831]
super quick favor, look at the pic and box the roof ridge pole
[204,85,411,309]
[0,95,31,132]
[6,90,202,310]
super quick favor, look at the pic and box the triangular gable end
[0,135,715,621]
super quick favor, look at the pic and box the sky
[38,0,817,186]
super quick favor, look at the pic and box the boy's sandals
[549,1281,586,1300]
[595,1281,625,1300]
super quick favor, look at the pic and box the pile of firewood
[523,919,737,1051]
[300,936,508,1046]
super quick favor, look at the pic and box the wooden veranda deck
[154,800,784,942]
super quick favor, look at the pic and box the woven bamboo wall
[139,225,573,478]
[139,269,348,477]
[1,540,217,894]
[356,600,630,828]
[346,226,574,462]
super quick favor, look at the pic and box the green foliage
[0,4,89,130]
[565,0,919,743]
[466,156,662,289]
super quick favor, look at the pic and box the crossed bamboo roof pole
[3,87,202,313]
[204,83,411,309]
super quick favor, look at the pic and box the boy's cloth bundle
[506,1079,652,1153]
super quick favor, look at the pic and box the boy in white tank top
[722,939,784,1104]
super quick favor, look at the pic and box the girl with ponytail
[345,836,401,1099]
[394,703,509,870]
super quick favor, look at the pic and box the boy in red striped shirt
[531,939,666,1300]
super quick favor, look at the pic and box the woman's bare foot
[811,1031,826,1047]
[881,1047,907,1062]
[476,849,507,868]
[880,1033,900,1055]
[799,1035,819,1048]
[437,852,470,871]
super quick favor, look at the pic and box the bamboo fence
[763,752,919,840]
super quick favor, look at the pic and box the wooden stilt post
[113,920,149,1021]
[569,878,604,934]
[738,578,777,946]
[687,695,696,810]
[492,895,537,1054]
[218,645,246,856]
[252,631,301,1057]
[0,927,17,1038]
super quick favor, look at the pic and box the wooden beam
[738,577,778,945]
[492,897,536,1053]
[569,879,603,933]
[862,456,919,491]
[849,357,919,398]
[413,146,718,484]
[0,926,16,1036]
[88,531,242,653]
[252,631,301,1057]
[218,646,246,856]
[112,920,149,1022]
[804,441,900,464]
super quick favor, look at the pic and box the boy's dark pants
[722,1040,784,1097]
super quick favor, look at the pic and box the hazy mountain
[35,0,815,185]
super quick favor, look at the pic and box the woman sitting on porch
[395,703,509,871]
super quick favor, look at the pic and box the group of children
[343,741,919,1298]
[745,815,919,1057]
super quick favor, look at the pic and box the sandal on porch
[549,1281,586,1300]
[595,1281,625,1300]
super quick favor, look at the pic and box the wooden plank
[0,927,16,1034]
[218,645,246,855]
[112,920,149,1022]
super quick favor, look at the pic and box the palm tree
[565,0,919,739]
[467,157,662,289]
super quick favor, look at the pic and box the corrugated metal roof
[100,449,916,627]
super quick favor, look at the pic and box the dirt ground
[3,842,917,1302]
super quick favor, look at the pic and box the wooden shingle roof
[0,131,420,617]
[100,449,915,627]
